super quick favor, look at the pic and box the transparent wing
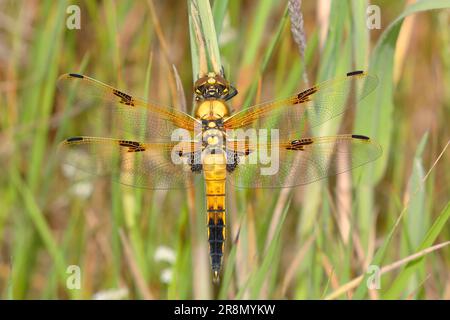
[58,73,202,141]
[59,136,202,189]
[224,71,378,139]
[226,134,382,188]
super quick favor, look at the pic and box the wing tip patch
[352,134,370,140]
[346,70,364,77]
[68,73,84,79]
[66,136,84,142]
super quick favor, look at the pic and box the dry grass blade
[321,254,340,292]
[334,170,351,244]
[281,233,316,296]
[324,241,450,300]
[394,0,417,84]
[147,0,181,108]
[119,229,154,299]
[325,188,367,265]
[172,64,187,113]
[423,139,449,182]
[405,274,432,300]
[147,0,171,60]
[316,0,331,49]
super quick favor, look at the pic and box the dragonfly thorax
[195,100,230,120]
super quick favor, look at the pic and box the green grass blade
[405,133,429,249]
[249,203,290,299]
[354,0,450,185]
[351,0,369,68]
[241,6,289,108]
[189,0,222,78]
[384,201,450,299]
[10,171,67,296]
[212,0,229,37]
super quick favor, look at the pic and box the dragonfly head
[194,72,237,101]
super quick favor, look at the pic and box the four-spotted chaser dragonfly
[58,70,381,282]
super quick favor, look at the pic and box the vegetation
[0,0,449,299]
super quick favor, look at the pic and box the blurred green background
[0,0,449,299]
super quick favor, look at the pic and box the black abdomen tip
[347,70,364,76]
[67,136,83,142]
[69,73,84,78]
[352,134,370,140]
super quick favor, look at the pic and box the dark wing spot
[119,140,145,152]
[287,138,314,150]
[352,134,370,140]
[66,136,83,142]
[291,138,313,145]
[119,140,140,147]
[295,87,318,104]
[68,73,84,79]
[286,146,304,151]
[113,89,134,106]
[346,70,364,77]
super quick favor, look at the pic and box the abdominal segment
[203,152,227,280]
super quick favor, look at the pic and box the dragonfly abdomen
[203,153,227,282]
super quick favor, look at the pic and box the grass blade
[384,201,450,298]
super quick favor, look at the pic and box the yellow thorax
[195,100,230,120]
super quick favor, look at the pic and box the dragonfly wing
[226,135,382,188]
[58,73,201,141]
[59,136,202,189]
[224,71,378,139]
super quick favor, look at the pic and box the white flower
[71,181,93,198]
[61,150,94,199]
[62,163,77,178]
[92,287,129,300]
[154,245,176,264]
[160,268,173,284]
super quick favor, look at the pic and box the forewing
[224,71,378,139]
[58,73,201,141]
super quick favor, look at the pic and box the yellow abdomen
[203,152,227,282]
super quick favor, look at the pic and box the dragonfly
[58,70,381,282]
